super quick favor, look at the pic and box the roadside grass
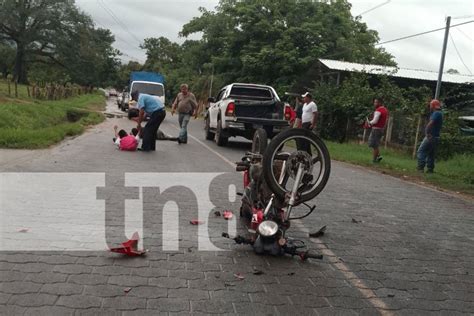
[326,141,474,196]
[0,81,105,148]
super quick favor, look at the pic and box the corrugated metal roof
[319,59,473,84]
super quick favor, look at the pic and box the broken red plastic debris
[190,220,205,225]
[233,273,245,280]
[223,210,233,220]
[109,232,147,256]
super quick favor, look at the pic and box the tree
[140,37,181,73]
[0,0,119,86]
[0,0,84,83]
[0,42,15,78]
[179,0,395,93]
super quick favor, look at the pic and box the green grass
[0,81,105,149]
[326,141,474,196]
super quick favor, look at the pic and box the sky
[75,0,474,75]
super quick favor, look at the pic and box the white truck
[121,71,165,111]
[204,83,292,146]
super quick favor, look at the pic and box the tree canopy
[139,0,395,100]
[0,0,120,85]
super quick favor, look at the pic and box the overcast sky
[75,0,473,75]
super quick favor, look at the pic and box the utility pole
[208,64,214,98]
[435,16,451,99]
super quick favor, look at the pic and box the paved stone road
[0,99,473,315]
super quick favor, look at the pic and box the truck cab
[129,81,165,106]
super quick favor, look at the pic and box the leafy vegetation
[0,0,120,86]
[326,141,474,195]
[0,81,105,148]
[129,0,394,103]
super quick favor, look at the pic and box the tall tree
[0,0,84,83]
[180,0,395,92]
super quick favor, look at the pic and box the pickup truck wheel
[215,118,228,146]
[251,128,268,154]
[205,116,215,140]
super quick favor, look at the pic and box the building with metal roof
[319,59,473,85]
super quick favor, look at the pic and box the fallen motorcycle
[223,128,331,260]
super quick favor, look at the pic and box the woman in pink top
[113,125,139,151]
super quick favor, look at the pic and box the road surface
[0,98,473,315]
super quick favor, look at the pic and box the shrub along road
[0,98,473,314]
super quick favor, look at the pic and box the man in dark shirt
[417,99,443,173]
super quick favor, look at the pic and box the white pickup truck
[204,83,292,146]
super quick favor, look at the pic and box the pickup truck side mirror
[208,97,216,103]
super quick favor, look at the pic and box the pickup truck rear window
[132,83,164,97]
[229,86,273,100]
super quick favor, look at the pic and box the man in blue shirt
[417,99,443,173]
[131,91,166,152]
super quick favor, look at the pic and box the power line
[356,0,390,17]
[91,17,144,63]
[455,27,474,43]
[449,33,472,75]
[97,0,142,47]
[376,20,474,46]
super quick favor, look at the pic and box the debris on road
[288,272,295,276]
[124,287,132,294]
[223,210,233,220]
[309,225,327,238]
[253,269,264,275]
[351,218,362,224]
[17,228,30,233]
[214,211,221,217]
[234,273,245,280]
[109,232,147,256]
[190,220,205,225]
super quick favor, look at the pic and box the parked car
[109,88,118,97]
[117,93,123,107]
[120,92,130,111]
[205,83,291,146]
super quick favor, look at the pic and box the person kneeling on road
[130,90,166,152]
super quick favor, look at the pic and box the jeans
[417,136,439,171]
[178,113,191,142]
[296,122,313,155]
[142,109,166,151]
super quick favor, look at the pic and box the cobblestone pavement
[0,99,473,315]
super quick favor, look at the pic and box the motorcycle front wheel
[262,128,331,203]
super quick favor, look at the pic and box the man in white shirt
[301,92,318,130]
[297,92,318,154]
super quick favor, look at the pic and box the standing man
[296,92,318,153]
[417,99,443,173]
[367,97,389,163]
[301,92,318,131]
[171,84,198,144]
[131,91,166,152]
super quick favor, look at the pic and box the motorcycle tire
[262,128,331,202]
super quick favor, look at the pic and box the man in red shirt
[367,97,389,163]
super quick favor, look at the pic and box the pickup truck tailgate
[234,99,284,119]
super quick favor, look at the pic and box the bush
[437,134,474,160]
[66,108,88,122]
